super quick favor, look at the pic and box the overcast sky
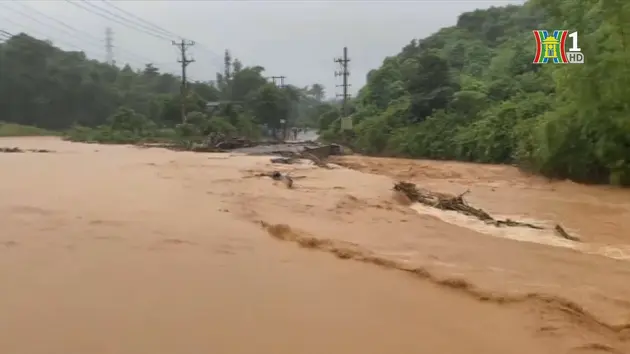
[0,0,522,96]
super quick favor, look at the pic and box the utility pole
[270,76,285,87]
[334,47,351,130]
[105,27,114,65]
[270,76,288,139]
[172,39,195,123]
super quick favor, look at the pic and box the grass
[62,125,180,145]
[0,122,59,137]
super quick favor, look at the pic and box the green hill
[320,0,630,185]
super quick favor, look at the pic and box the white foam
[410,203,630,261]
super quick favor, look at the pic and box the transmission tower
[334,47,351,130]
[172,39,195,123]
[105,27,114,65]
[222,49,233,100]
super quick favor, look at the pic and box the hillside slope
[320,0,630,186]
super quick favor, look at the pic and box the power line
[0,13,104,55]
[0,12,193,80]
[65,0,223,72]
[92,0,224,69]
[0,29,12,42]
[0,14,178,77]
[9,2,103,43]
[0,2,155,65]
[64,0,171,41]
[98,0,178,39]
[19,1,156,64]
[4,0,220,78]
[0,3,105,50]
[0,13,188,79]
[77,0,172,41]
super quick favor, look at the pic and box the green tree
[0,35,329,144]
[250,83,285,137]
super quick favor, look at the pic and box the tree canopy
[0,34,330,141]
[318,0,630,186]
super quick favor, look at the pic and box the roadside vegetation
[2,0,629,185]
[0,34,331,148]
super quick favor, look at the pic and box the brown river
[1,137,629,354]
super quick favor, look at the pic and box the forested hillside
[319,0,630,185]
[0,33,331,139]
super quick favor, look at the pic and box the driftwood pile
[393,181,578,241]
[394,181,497,221]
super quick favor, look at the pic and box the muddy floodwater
[1,137,630,354]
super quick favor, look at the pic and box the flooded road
[1,137,629,354]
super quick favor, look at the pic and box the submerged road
[1,137,629,354]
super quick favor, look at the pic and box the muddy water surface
[1,137,629,354]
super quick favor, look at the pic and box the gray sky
[0,0,522,97]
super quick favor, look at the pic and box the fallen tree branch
[394,181,557,233]
[554,224,580,241]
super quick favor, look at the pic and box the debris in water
[0,147,23,153]
[0,147,54,153]
[554,224,580,241]
[253,171,294,188]
[270,157,298,164]
[269,150,331,168]
[393,181,550,232]
[301,151,331,168]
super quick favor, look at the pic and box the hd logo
[533,30,585,64]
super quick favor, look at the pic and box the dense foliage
[319,0,630,185]
[0,33,331,143]
[2,0,629,186]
